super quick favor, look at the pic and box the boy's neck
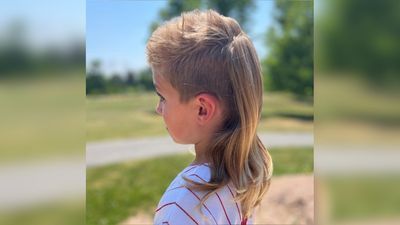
[192,140,210,165]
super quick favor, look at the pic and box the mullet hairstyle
[147,9,273,220]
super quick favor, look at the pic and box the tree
[205,0,255,31]
[263,0,313,98]
[109,73,126,93]
[318,0,400,87]
[149,0,202,34]
[86,60,108,95]
[0,20,33,75]
[125,71,137,87]
[137,68,154,91]
[150,0,255,34]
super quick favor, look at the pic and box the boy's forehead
[152,71,167,90]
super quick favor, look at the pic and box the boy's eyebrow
[153,83,161,90]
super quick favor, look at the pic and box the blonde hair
[147,9,273,219]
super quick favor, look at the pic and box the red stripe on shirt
[188,174,207,183]
[165,185,185,193]
[187,173,238,224]
[156,202,199,225]
[185,187,218,225]
[241,217,248,225]
[227,184,242,220]
[216,192,232,225]
[174,202,199,225]
[201,163,211,168]
[183,165,198,174]
[156,202,175,212]
[184,163,211,174]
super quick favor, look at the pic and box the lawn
[0,74,85,162]
[86,147,313,225]
[0,200,85,225]
[86,92,313,141]
[325,176,400,222]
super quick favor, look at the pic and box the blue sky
[0,0,276,75]
[0,0,85,48]
[86,0,275,75]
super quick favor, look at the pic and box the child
[147,9,273,225]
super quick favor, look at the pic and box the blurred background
[1,0,399,225]
[0,0,85,225]
[86,0,313,225]
[315,0,400,225]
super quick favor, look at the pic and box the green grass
[86,147,313,225]
[86,92,313,141]
[0,75,85,162]
[270,147,314,175]
[0,200,85,225]
[326,176,400,222]
[86,92,167,141]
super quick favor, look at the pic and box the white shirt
[154,163,252,225]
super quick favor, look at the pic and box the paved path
[86,132,313,167]
[0,156,84,211]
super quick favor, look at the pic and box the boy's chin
[171,137,185,144]
[167,129,194,144]
[170,135,191,145]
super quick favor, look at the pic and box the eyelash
[156,93,165,102]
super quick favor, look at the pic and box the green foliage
[86,61,108,95]
[86,75,108,95]
[150,0,255,34]
[86,61,154,95]
[263,0,313,98]
[0,20,85,78]
[86,147,313,225]
[205,0,255,31]
[160,0,202,20]
[318,0,400,87]
[137,68,154,91]
[125,71,136,86]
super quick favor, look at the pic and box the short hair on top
[147,9,273,220]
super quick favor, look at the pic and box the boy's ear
[194,93,218,125]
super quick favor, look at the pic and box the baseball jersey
[154,163,253,225]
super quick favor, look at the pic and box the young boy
[147,9,272,225]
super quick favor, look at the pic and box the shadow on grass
[273,112,314,121]
[261,111,314,121]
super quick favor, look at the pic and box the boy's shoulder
[154,163,213,224]
[158,163,212,204]
[180,163,212,183]
[154,163,244,225]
